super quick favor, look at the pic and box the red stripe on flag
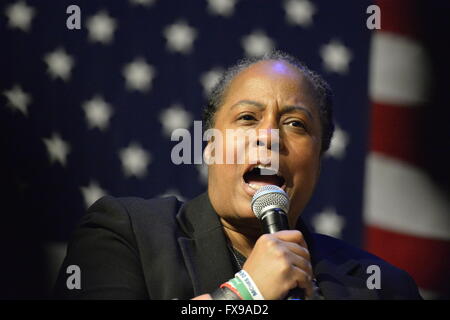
[376,0,422,39]
[369,102,425,168]
[365,225,450,293]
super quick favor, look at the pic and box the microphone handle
[261,209,305,300]
[261,209,289,234]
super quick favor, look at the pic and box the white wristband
[235,270,265,300]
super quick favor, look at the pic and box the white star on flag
[320,39,353,74]
[3,85,31,116]
[43,48,74,81]
[311,207,346,239]
[241,30,275,57]
[200,67,224,97]
[80,181,107,208]
[86,10,117,44]
[207,0,237,17]
[82,95,113,131]
[43,133,71,167]
[163,20,197,54]
[129,0,156,6]
[284,0,316,27]
[325,123,350,160]
[119,142,152,178]
[159,104,193,137]
[122,58,155,92]
[4,1,36,32]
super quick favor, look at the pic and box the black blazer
[54,193,422,299]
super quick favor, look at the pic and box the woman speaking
[55,51,422,300]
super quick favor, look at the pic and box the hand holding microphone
[242,185,314,300]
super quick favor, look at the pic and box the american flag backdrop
[1,0,448,299]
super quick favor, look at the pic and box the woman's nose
[256,129,276,149]
[255,117,281,151]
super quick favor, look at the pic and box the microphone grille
[251,185,289,219]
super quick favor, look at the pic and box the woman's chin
[232,205,260,227]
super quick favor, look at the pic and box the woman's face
[207,60,322,231]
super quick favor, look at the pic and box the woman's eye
[238,114,256,121]
[287,120,305,128]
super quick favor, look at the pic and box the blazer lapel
[176,193,235,296]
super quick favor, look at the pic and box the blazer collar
[176,192,235,296]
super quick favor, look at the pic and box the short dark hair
[202,50,334,154]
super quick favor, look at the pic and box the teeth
[248,183,263,191]
[248,183,285,191]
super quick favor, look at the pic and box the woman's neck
[220,217,261,257]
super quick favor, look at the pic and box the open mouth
[243,164,286,191]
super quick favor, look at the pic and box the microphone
[251,185,304,300]
[251,185,290,234]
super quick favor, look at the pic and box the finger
[282,241,311,261]
[272,230,306,245]
[298,234,308,249]
[288,253,313,276]
[291,266,314,298]
[295,232,308,249]
[276,230,309,250]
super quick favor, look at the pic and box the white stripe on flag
[364,153,450,240]
[369,32,431,106]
